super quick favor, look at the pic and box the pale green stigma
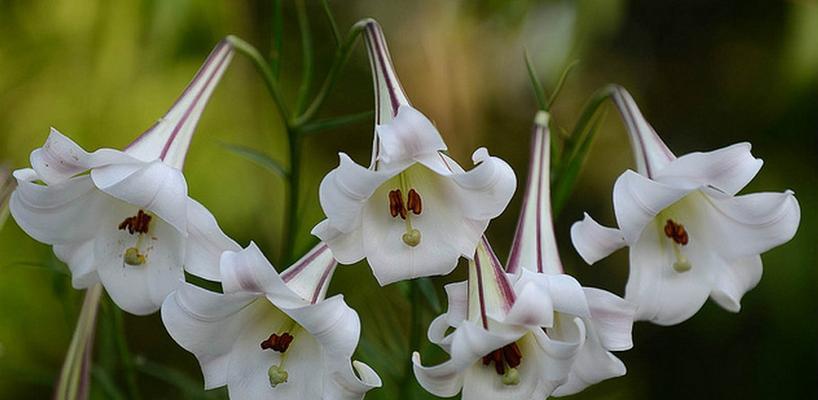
[502,367,520,386]
[268,364,288,388]
[124,247,146,266]
[402,228,421,247]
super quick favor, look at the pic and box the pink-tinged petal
[91,161,189,235]
[160,283,259,389]
[533,273,591,320]
[654,142,763,195]
[709,255,763,313]
[570,213,626,265]
[362,19,410,127]
[54,241,99,289]
[411,352,465,398]
[428,314,456,354]
[701,189,800,261]
[219,242,304,308]
[29,129,135,185]
[504,279,554,328]
[126,40,234,169]
[280,243,337,304]
[311,219,365,265]
[283,296,382,399]
[317,153,395,234]
[625,223,712,325]
[376,105,447,166]
[94,200,185,315]
[183,198,240,281]
[609,86,675,178]
[613,170,692,243]
[468,239,515,325]
[583,288,636,351]
[443,281,468,327]
[10,171,104,245]
[508,112,562,274]
[449,148,517,222]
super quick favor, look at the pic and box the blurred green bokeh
[0,0,815,399]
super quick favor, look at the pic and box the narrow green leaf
[294,0,314,115]
[321,0,342,48]
[546,59,580,110]
[220,142,289,178]
[524,49,547,111]
[90,368,127,400]
[552,108,608,216]
[299,110,373,134]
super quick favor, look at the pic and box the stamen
[119,209,152,235]
[482,342,523,385]
[261,332,294,353]
[407,189,422,215]
[664,219,692,272]
[388,189,406,219]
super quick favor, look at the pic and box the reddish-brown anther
[260,332,294,353]
[483,342,524,375]
[388,189,407,219]
[407,189,422,215]
[664,219,689,246]
[119,209,152,235]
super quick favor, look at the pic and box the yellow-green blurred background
[1,0,816,399]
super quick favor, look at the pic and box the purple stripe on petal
[281,243,329,282]
[472,250,490,329]
[610,86,675,178]
[310,259,338,304]
[158,44,233,161]
[481,236,516,310]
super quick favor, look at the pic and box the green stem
[292,20,368,127]
[227,35,291,125]
[294,0,314,115]
[110,304,141,400]
[401,280,423,399]
[55,284,103,400]
[282,130,303,264]
[270,0,284,78]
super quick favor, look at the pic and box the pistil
[119,209,153,266]
[387,172,423,247]
[261,325,298,389]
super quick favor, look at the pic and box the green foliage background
[0,0,816,398]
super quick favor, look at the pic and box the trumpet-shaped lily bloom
[10,40,236,315]
[570,86,801,325]
[312,19,516,285]
[412,237,635,399]
[162,242,382,399]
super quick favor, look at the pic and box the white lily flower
[570,86,801,325]
[9,40,236,315]
[412,237,635,399]
[312,19,516,285]
[503,111,636,395]
[161,242,382,399]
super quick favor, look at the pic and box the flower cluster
[7,15,800,400]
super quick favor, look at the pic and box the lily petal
[583,288,636,351]
[508,111,563,274]
[609,86,675,178]
[219,242,304,309]
[160,283,258,389]
[570,213,627,265]
[184,198,241,281]
[654,142,763,195]
[376,105,446,165]
[362,19,410,127]
[125,40,234,169]
[449,148,517,222]
[29,129,136,185]
[280,243,337,304]
[709,255,763,312]
[54,241,98,289]
[311,219,365,265]
[613,170,691,244]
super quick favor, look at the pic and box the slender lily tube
[54,284,103,400]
